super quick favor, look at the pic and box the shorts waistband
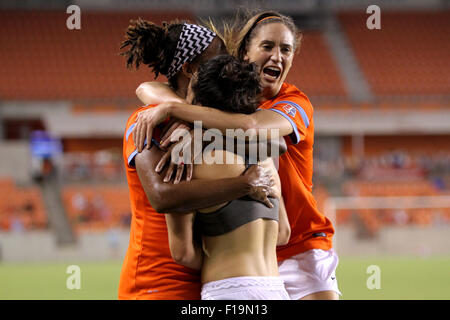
[202,276,285,291]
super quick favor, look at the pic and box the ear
[181,62,195,79]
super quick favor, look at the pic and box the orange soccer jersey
[118,105,201,300]
[259,83,335,261]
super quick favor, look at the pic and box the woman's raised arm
[133,101,293,152]
[136,82,186,105]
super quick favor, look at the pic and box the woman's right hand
[243,165,276,208]
[133,102,172,152]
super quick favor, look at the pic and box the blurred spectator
[314,150,450,182]
[62,150,124,183]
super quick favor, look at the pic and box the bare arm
[136,83,291,137]
[133,86,293,151]
[136,82,185,104]
[258,158,291,246]
[165,212,203,270]
[276,196,290,246]
[166,102,293,140]
[135,146,274,213]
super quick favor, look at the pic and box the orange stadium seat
[0,11,349,102]
[0,10,195,101]
[341,179,446,228]
[0,178,48,231]
[287,31,347,99]
[338,11,450,97]
[62,184,131,233]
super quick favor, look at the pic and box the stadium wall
[0,142,32,185]
[0,227,448,262]
[0,230,129,262]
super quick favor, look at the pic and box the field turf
[0,257,449,300]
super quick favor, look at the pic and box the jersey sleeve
[266,94,313,144]
[124,121,139,167]
[124,107,169,168]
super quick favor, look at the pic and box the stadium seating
[0,178,47,231]
[340,179,448,229]
[0,10,194,101]
[0,11,348,102]
[62,184,131,233]
[286,31,347,99]
[338,11,450,98]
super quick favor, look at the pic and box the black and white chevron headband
[166,23,216,79]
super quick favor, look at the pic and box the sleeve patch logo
[282,104,297,117]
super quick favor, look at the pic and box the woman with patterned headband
[166,54,292,300]
[133,10,342,300]
[118,18,276,300]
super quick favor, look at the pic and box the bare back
[193,149,281,283]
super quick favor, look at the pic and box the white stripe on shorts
[201,276,290,300]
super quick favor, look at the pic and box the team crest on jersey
[282,104,297,117]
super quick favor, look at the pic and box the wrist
[163,102,173,118]
[240,174,253,195]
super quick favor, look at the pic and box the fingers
[160,121,180,146]
[135,119,148,153]
[174,163,184,184]
[161,123,191,149]
[164,162,176,183]
[155,151,171,173]
[186,163,193,182]
[261,192,274,208]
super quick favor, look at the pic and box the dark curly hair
[120,18,184,89]
[192,54,261,114]
[120,18,227,92]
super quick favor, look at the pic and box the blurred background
[0,0,449,300]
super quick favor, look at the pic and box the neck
[261,86,279,103]
[174,74,190,99]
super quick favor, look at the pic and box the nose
[270,47,282,63]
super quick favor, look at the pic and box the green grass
[0,261,122,300]
[0,257,449,299]
[336,256,450,300]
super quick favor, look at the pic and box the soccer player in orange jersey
[119,18,276,300]
[134,11,342,300]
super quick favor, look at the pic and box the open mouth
[262,66,281,80]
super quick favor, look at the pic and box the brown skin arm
[135,146,274,214]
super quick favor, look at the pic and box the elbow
[151,201,168,214]
[171,250,187,265]
[151,194,184,213]
[150,195,186,214]
[150,196,176,214]
[144,180,190,213]
[145,183,173,213]
[136,83,147,101]
[170,246,193,267]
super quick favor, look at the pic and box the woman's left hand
[155,127,203,184]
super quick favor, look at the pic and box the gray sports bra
[195,197,279,237]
